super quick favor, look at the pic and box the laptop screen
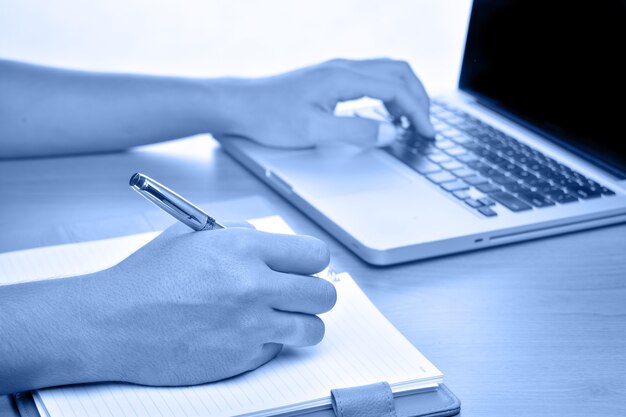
[459,0,626,178]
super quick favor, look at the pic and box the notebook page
[0,232,159,286]
[0,216,443,417]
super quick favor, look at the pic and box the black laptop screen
[459,0,626,178]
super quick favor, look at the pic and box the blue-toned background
[0,0,470,93]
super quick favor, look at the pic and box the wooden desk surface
[1,136,625,416]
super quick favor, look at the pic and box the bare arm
[0,58,434,158]
[0,59,241,157]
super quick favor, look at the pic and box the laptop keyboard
[384,100,616,217]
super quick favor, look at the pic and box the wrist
[0,270,119,393]
[198,77,256,137]
[43,270,123,385]
[69,268,127,384]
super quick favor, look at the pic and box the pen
[129,172,225,231]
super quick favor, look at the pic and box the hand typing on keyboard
[218,58,437,148]
[385,101,615,217]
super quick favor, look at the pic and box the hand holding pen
[115,173,337,386]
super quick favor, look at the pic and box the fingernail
[376,122,404,147]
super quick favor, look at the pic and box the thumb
[316,116,402,148]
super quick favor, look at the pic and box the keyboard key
[466,160,491,171]
[490,173,518,185]
[533,167,556,178]
[567,185,602,199]
[410,158,442,174]
[513,170,539,184]
[474,147,491,158]
[476,165,500,176]
[584,178,601,189]
[465,175,489,185]
[516,191,555,208]
[452,190,470,199]
[527,179,552,190]
[484,154,508,167]
[504,164,526,177]
[441,180,470,191]
[460,141,483,151]
[542,187,567,198]
[555,178,584,189]
[456,153,479,163]
[475,183,502,193]
[504,183,532,194]
[478,197,495,206]
[478,206,498,217]
[421,147,444,156]
[444,147,467,156]
[551,193,579,204]
[428,153,452,163]
[497,161,519,173]
[427,171,456,183]
[450,134,473,145]
[488,191,533,212]
[435,140,456,149]
[441,160,464,170]
[465,198,483,208]
[601,187,615,196]
[452,168,476,178]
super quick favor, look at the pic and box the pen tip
[129,173,144,188]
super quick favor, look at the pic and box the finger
[255,232,330,275]
[270,272,337,314]
[334,58,431,115]
[270,312,326,347]
[330,68,435,138]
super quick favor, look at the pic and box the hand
[88,224,336,386]
[221,58,435,148]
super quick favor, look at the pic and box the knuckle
[237,310,265,340]
[397,59,412,71]
[227,227,258,252]
[233,274,266,304]
[318,65,350,85]
[274,315,297,341]
[248,312,265,333]
[389,59,412,74]
[325,58,347,67]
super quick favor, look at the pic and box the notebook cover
[16,385,460,417]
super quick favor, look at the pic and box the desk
[1,136,625,416]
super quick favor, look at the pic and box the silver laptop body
[220,1,626,265]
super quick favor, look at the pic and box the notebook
[0,216,444,417]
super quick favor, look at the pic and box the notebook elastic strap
[331,381,397,417]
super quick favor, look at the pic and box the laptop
[220,0,626,265]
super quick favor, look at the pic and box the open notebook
[0,216,443,417]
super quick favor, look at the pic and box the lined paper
[0,216,443,417]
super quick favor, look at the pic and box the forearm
[0,271,116,394]
[0,59,244,158]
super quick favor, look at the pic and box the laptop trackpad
[265,145,413,197]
